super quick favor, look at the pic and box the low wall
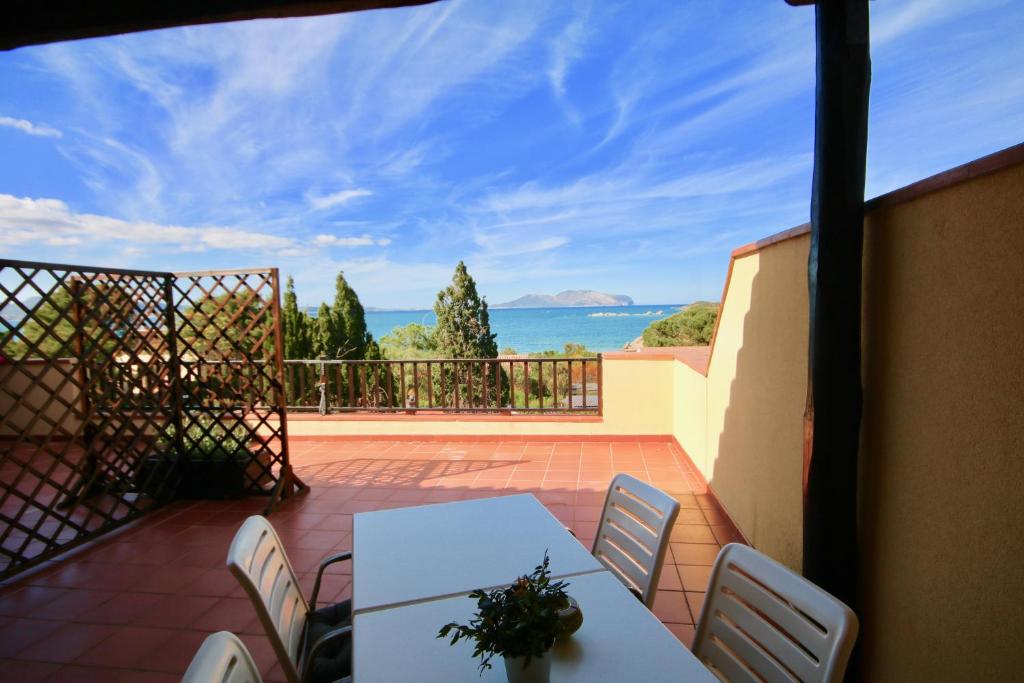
[0,359,83,437]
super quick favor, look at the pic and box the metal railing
[283,356,602,415]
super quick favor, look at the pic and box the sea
[362,305,683,354]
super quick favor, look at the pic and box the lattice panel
[171,270,291,496]
[0,261,179,578]
[0,261,297,580]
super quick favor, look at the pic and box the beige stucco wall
[283,357,676,438]
[672,360,707,471]
[699,240,809,572]
[857,161,1024,681]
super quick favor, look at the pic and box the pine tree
[282,276,313,359]
[433,261,498,359]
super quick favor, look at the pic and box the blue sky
[1,0,1021,308]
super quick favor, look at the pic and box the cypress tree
[433,261,497,358]
[282,276,313,359]
[330,271,373,360]
[313,302,341,358]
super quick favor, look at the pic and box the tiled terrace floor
[0,438,743,682]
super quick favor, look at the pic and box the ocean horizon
[354,304,684,354]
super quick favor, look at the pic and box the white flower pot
[503,652,552,683]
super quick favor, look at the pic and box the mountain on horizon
[493,290,634,308]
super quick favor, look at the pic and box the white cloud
[313,233,390,248]
[547,2,593,123]
[0,194,295,253]
[307,188,373,211]
[0,116,62,138]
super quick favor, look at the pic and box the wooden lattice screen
[0,260,301,580]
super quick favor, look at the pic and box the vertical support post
[162,274,186,498]
[596,353,603,416]
[803,0,870,616]
[265,268,305,513]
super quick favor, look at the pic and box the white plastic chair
[591,473,681,607]
[692,543,859,683]
[182,631,263,683]
[227,515,353,683]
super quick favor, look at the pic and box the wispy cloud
[0,116,62,138]
[307,189,373,211]
[1,0,1020,307]
[314,233,391,247]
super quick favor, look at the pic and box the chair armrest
[301,625,353,683]
[310,550,352,610]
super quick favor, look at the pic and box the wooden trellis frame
[0,260,302,580]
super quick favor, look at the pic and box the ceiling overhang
[2,0,442,51]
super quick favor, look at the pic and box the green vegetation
[2,284,145,358]
[282,277,314,359]
[641,301,719,347]
[433,261,498,359]
[281,271,378,360]
[380,322,438,359]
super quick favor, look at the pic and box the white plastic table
[352,570,717,682]
[352,494,604,612]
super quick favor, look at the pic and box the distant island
[494,290,634,308]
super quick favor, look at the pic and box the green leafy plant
[161,414,255,461]
[438,552,569,674]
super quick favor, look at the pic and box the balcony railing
[283,357,602,415]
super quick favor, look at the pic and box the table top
[352,494,604,612]
[353,569,716,682]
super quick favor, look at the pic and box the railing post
[596,353,603,416]
[317,356,327,416]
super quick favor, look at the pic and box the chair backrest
[227,515,309,683]
[182,631,263,683]
[591,473,680,607]
[692,543,859,683]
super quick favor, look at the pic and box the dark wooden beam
[802,0,870,616]
[1,0,442,51]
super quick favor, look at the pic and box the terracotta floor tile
[678,564,713,592]
[142,630,209,674]
[0,586,71,616]
[86,592,165,625]
[669,524,718,544]
[671,542,721,566]
[131,594,217,629]
[74,626,176,669]
[18,622,115,663]
[0,437,743,679]
[657,565,683,592]
[0,618,64,657]
[686,591,707,622]
[665,623,696,649]
[0,658,62,682]
[652,590,692,625]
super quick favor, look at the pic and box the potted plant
[139,414,274,499]
[438,553,570,683]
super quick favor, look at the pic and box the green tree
[432,262,503,408]
[281,276,313,359]
[330,271,373,360]
[179,289,272,359]
[311,302,341,358]
[433,261,497,359]
[641,302,719,347]
[380,322,437,359]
